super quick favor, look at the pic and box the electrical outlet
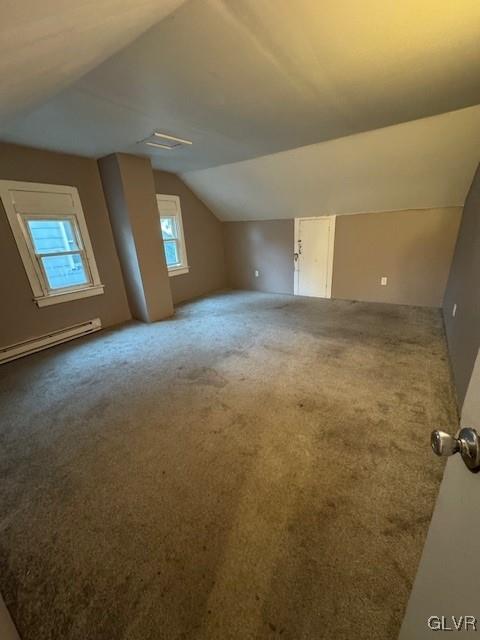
[380,276,388,286]
[254,270,259,278]
[452,303,457,317]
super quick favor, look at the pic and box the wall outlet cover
[254,270,259,277]
[381,276,388,286]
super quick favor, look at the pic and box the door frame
[294,216,336,298]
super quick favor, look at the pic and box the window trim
[0,180,104,306]
[156,194,189,277]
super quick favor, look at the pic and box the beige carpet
[0,291,458,640]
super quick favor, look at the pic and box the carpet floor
[0,291,458,640]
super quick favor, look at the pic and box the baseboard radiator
[0,318,102,365]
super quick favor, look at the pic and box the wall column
[98,153,173,322]
[0,594,20,640]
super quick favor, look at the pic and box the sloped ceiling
[0,0,186,122]
[1,0,480,173]
[182,106,480,221]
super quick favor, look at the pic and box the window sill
[168,266,189,277]
[35,284,104,307]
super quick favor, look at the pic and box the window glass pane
[161,216,178,240]
[164,240,180,267]
[41,253,89,289]
[27,219,79,254]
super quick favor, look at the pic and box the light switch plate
[452,303,457,317]
[254,270,259,278]
[381,276,388,286]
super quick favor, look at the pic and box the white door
[294,217,335,298]
[399,348,480,638]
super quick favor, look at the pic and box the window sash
[20,213,94,294]
[163,238,182,267]
[160,215,179,241]
[37,252,91,293]
[157,195,189,275]
[35,249,84,258]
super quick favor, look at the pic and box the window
[157,194,189,276]
[26,218,90,290]
[0,180,104,307]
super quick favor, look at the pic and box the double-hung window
[0,180,104,307]
[157,194,189,276]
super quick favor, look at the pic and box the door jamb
[294,216,336,298]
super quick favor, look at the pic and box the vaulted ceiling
[182,105,480,220]
[0,0,186,123]
[1,0,480,219]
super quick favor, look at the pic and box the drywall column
[0,594,20,640]
[98,153,173,322]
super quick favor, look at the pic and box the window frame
[0,180,104,307]
[156,194,189,277]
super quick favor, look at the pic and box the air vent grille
[139,131,192,151]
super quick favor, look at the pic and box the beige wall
[153,170,226,304]
[0,143,130,348]
[332,208,462,307]
[443,164,480,407]
[223,220,294,294]
[222,211,460,305]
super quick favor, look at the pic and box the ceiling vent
[139,131,192,151]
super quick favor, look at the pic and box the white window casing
[0,180,104,306]
[156,194,189,276]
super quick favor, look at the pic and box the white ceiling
[1,0,480,172]
[182,106,480,221]
[0,0,186,122]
